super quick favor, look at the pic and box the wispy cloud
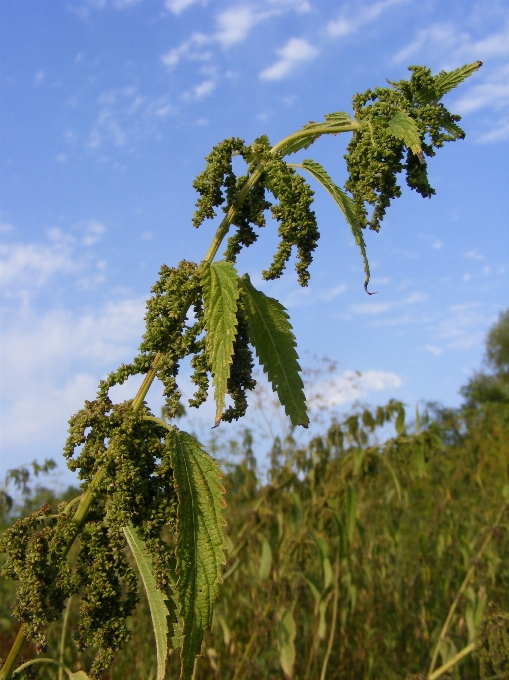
[183,78,216,100]
[351,292,427,316]
[0,298,145,453]
[86,85,175,151]
[162,6,278,70]
[451,64,509,115]
[0,223,107,299]
[283,283,347,308]
[259,37,318,81]
[433,302,493,350]
[164,0,201,14]
[306,369,402,410]
[327,0,405,39]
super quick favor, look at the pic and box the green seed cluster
[74,521,138,677]
[249,139,318,287]
[98,261,202,419]
[0,504,75,653]
[221,300,256,422]
[345,65,466,232]
[223,174,271,262]
[478,603,509,678]
[63,398,178,675]
[192,137,248,228]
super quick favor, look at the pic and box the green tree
[462,309,509,407]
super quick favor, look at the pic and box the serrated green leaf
[433,61,482,99]
[167,428,228,680]
[387,111,423,158]
[442,119,465,139]
[123,524,171,680]
[239,274,308,427]
[293,159,371,289]
[278,112,356,156]
[323,111,355,125]
[202,260,240,426]
[277,609,296,679]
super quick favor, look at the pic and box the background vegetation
[1,310,508,680]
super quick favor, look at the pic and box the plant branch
[428,642,476,680]
[428,499,508,675]
[270,123,360,156]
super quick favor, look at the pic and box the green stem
[428,500,507,675]
[319,555,340,680]
[0,627,26,680]
[271,123,359,155]
[12,657,76,679]
[58,597,72,680]
[428,641,476,680]
[202,161,266,265]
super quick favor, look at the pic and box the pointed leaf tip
[239,274,308,427]
[202,260,240,426]
[124,524,171,680]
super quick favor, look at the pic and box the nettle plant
[0,62,481,680]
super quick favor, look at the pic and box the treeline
[1,311,509,679]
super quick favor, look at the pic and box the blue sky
[1,0,508,483]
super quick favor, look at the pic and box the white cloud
[394,20,509,65]
[259,37,319,81]
[0,240,75,291]
[306,369,402,410]
[351,292,427,315]
[268,0,311,12]
[164,0,200,13]
[433,303,492,350]
[425,345,443,356]
[394,24,459,64]
[183,79,216,100]
[0,298,146,452]
[283,283,347,308]
[215,6,272,48]
[454,64,509,114]
[82,220,106,246]
[0,224,107,298]
[327,0,405,39]
[161,33,209,69]
[478,116,509,143]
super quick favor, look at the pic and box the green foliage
[478,604,509,678]
[262,150,319,287]
[275,111,356,157]
[123,524,170,680]
[239,274,308,427]
[462,309,509,408]
[0,63,482,680]
[166,428,228,679]
[277,609,296,678]
[294,159,371,290]
[202,261,241,425]
[345,62,481,232]
[387,111,424,158]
